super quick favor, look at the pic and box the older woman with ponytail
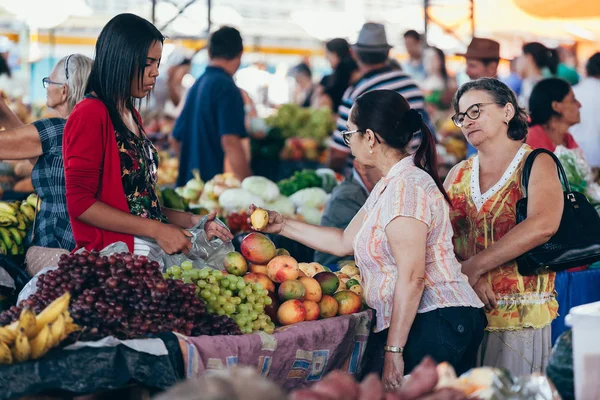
[251,89,485,390]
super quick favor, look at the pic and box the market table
[552,268,600,344]
[0,310,373,397]
[176,310,373,392]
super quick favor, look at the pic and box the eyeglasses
[64,54,73,80]
[451,102,496,127]
[42,77,66,89]
[341,129,382,146]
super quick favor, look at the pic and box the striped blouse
[354,156,483,333]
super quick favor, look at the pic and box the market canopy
[513,0,600,19]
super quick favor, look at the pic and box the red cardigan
[63,97,135,252]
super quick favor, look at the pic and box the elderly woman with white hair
[0,54,93,272]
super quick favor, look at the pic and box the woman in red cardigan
[63,13,232,254]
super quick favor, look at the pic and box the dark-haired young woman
[250,89,485,389]
[446,78,563,375]
[63,13,232,255]
[526,77,582,152]
[517,42,559,108]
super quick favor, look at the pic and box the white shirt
[571,78,600,167]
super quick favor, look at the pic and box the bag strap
[521,148,571,197]
[29,195,40,244]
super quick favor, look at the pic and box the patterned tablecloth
[176,310,373,391]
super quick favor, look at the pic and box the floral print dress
[116,127,167,223]
[447,144,558,331]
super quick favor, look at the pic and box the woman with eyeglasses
[0,54,92,272]
[63,14,232,256]
[445,78,563,375]
[250,89,485,390]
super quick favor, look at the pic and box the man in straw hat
[328,22,432,173]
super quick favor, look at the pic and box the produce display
[0,194,39,255]
[0,251,241,341]
[160,172,337,235]
[156,151,179,186]
[264,104,335,144]
[203,232,367,328]
[0,293,79,364]
[164,262,276,335]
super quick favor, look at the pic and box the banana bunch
[0,293,79,364]
[0,193,39,256]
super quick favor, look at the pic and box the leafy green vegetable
[277,170,323,196]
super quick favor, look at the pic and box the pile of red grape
[0,251,241,340]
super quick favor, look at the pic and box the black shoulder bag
[516,148,600,276]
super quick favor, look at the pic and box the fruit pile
[228,231,365,327]
[0,194,38,255]
[0,251,241,341]
[165,261,275,334]
[0,293,79,364]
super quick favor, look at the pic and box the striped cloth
[329,67,434,172]
[354,156,483,333]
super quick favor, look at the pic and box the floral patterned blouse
[115,127,167,223]
[447,144,558,331]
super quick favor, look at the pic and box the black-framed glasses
[452,102,496,127]
[64,54,73,80]
[341,129,382,146]
[42,77,66,89]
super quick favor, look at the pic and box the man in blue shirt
[172,27,250,185]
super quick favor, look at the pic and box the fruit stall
[0,225,373,398]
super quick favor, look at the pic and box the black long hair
[324,38,358,111]
[351,90,449,203]
[429,46,449,88]
[86,13,165,134]
[523,42,559,76]
[529,78,571,126]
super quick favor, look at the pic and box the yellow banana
[0,203,16,215]
[12,328,31,362]
[50,313,65,343]
[34,292,70,336]
[0,227,13,247]
[61,322,80,341]
[18,307,37,339]
[8,202,21,212]
[26,194,39,210]
[0,240,7,255]
[9,242,19,256]
[16,214,27,231]
[19,203,35,223]
[62,311,73,324]
[30,324,50,359]
[0,213,17,227]
[0,326,16,345]
[0,340,12,364]
[8,227,22,246]
[19,230,27,239]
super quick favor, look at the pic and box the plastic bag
[161,215,233,271]
[555,146,600,205]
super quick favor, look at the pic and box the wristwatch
[384,345,404,354]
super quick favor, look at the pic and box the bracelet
[384,345,404,354]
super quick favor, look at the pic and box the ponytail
[413,120,451,204]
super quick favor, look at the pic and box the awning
[513,0,600,19]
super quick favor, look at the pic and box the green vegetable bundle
[277,170,323,196]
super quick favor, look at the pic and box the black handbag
[516,148,600,276]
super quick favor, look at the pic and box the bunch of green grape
[165,262,275,334]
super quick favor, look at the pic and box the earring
[369,150,373,154]
[505,120,509,125]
